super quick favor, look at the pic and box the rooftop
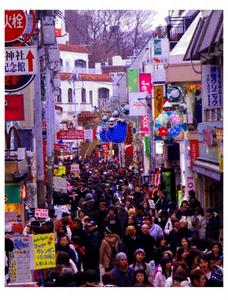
[58,44,89,53]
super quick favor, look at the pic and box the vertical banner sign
[190,140,199,165]
[32,233,56,270]
[154,85,164,118]
[184,141,195,197]
[140,116,149,135]
[215,128,223,172]
[139,73,152,94]
[5,94,24,121]
[127,69,139,92]
[129,92,148,116]
[154,39,162,55]
[144,136,150,157]
[202,65,223,108]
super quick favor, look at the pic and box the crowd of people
[5,156,223,287]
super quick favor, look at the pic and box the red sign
[57,130,84,140]
[140,116,149,135]
[5,10,27,42]
[54,144,69,151]
[139,73,152,94]
[5,94,24,120]
[190,140,199,165]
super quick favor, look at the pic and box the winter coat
[206,214,220,241]
[136,232,155,262]
[111,266,135,287]
[84,229,102,270]
[99,234,121,269]
[154,265,167,287]
[130,261,154,286]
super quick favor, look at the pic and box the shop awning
[192,159,222,181]
[184,10,223,61]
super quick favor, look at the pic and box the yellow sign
[33,233,56,270]
[56,166,66,177]
[154,85,164,118]
[215,128,223,172]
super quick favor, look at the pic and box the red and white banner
[139,73,152,94]
[54,144,69,151]
[5,94,24,121]
[140,116,149,135]
[190,140,199,165]
[35,208,49,219]
[57,130,84,140]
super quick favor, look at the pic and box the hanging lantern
[106,120,127,143]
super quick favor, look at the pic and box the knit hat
[115,252,127,261]
[134,248,146,256]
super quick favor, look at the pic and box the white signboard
[53,176,67,193]
[5,46,37,75]
[35,208,49,219]
[202,65,223,109]
[149,38,170,64]
[129,92,148,116]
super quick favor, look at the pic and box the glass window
[89,90,93,105]
[75,59,87,68]
[56,88,62,103]
[81,88,86,103]
[68,88,73,103]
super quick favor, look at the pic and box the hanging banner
[154,85,164,118]
[32,233,56,270]
[190,140,199,165]
[57,129,84,140]
[215,128,223,172]
[129,92,148,116]
[140,116,149,135]
[144,136,150,158]
[127,69,139,93]
[139,73,152,94]
[184,141,195,197]
[201,65,223,109]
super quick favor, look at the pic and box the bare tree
[65,10,157,66]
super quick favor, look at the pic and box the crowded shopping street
[4,8,223,290]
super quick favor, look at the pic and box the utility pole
[33,20,45,207]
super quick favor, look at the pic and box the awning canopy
[184,10,223,61]
[192,159,222,181]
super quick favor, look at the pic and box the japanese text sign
[57,129,84,140]
[154,85,164,118]
[139,73,152,94]
[32,233,56,270]
[5,46,37,76]
[202,65,223,108]
[190,140,199,165]
[5,10,27,42]
[35,208,49,219]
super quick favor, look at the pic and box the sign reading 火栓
[202,65,223,109]
[5,10,27,42]
[5,46,37,76]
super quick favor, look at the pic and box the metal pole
[33,25,45,207]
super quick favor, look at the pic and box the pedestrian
[133,269,152,287]
[110,252,135,287]
[130,248,154,286]
[123,225,138,264]
[56,232,78,265]
[136,223,155,262]
[189,269,206,287]
[99,227,122,272]
[154,256,172,287]
[205,208,220,243]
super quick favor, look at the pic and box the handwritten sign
[32,233,56,270]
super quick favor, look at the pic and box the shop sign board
[129,92,148,116]
[139,73,152,94]
[5,94,24,121]
[153,85,164,118]
[215,128,223,172]
[202,65,223,109]
[127,69,139,92]
[35,208,49,219]
[57,129,84,140]
[190,140,199,165]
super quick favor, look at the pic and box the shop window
[89,90,93,105]
[75,59,87,68]
[56,88,62,103]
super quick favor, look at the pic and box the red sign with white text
[190,140,199,165]
[5,94,24,120]
[140,116,149,135]
[5,10,27,42]
[57,130,84,140]
[139,73,152,94]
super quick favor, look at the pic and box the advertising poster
[216,128,223,172]
[154,85,164,118]
[127,69,139,92]
[32,233,56,270]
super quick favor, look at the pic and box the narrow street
[4,9,223,290]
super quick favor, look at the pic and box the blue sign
[154,39,162,55]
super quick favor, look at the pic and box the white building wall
[60,51,89,73]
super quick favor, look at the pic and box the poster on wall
[153,85,164,119]
[7,235,33,283]
[127,69,139,92]
[215,128,223,172]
